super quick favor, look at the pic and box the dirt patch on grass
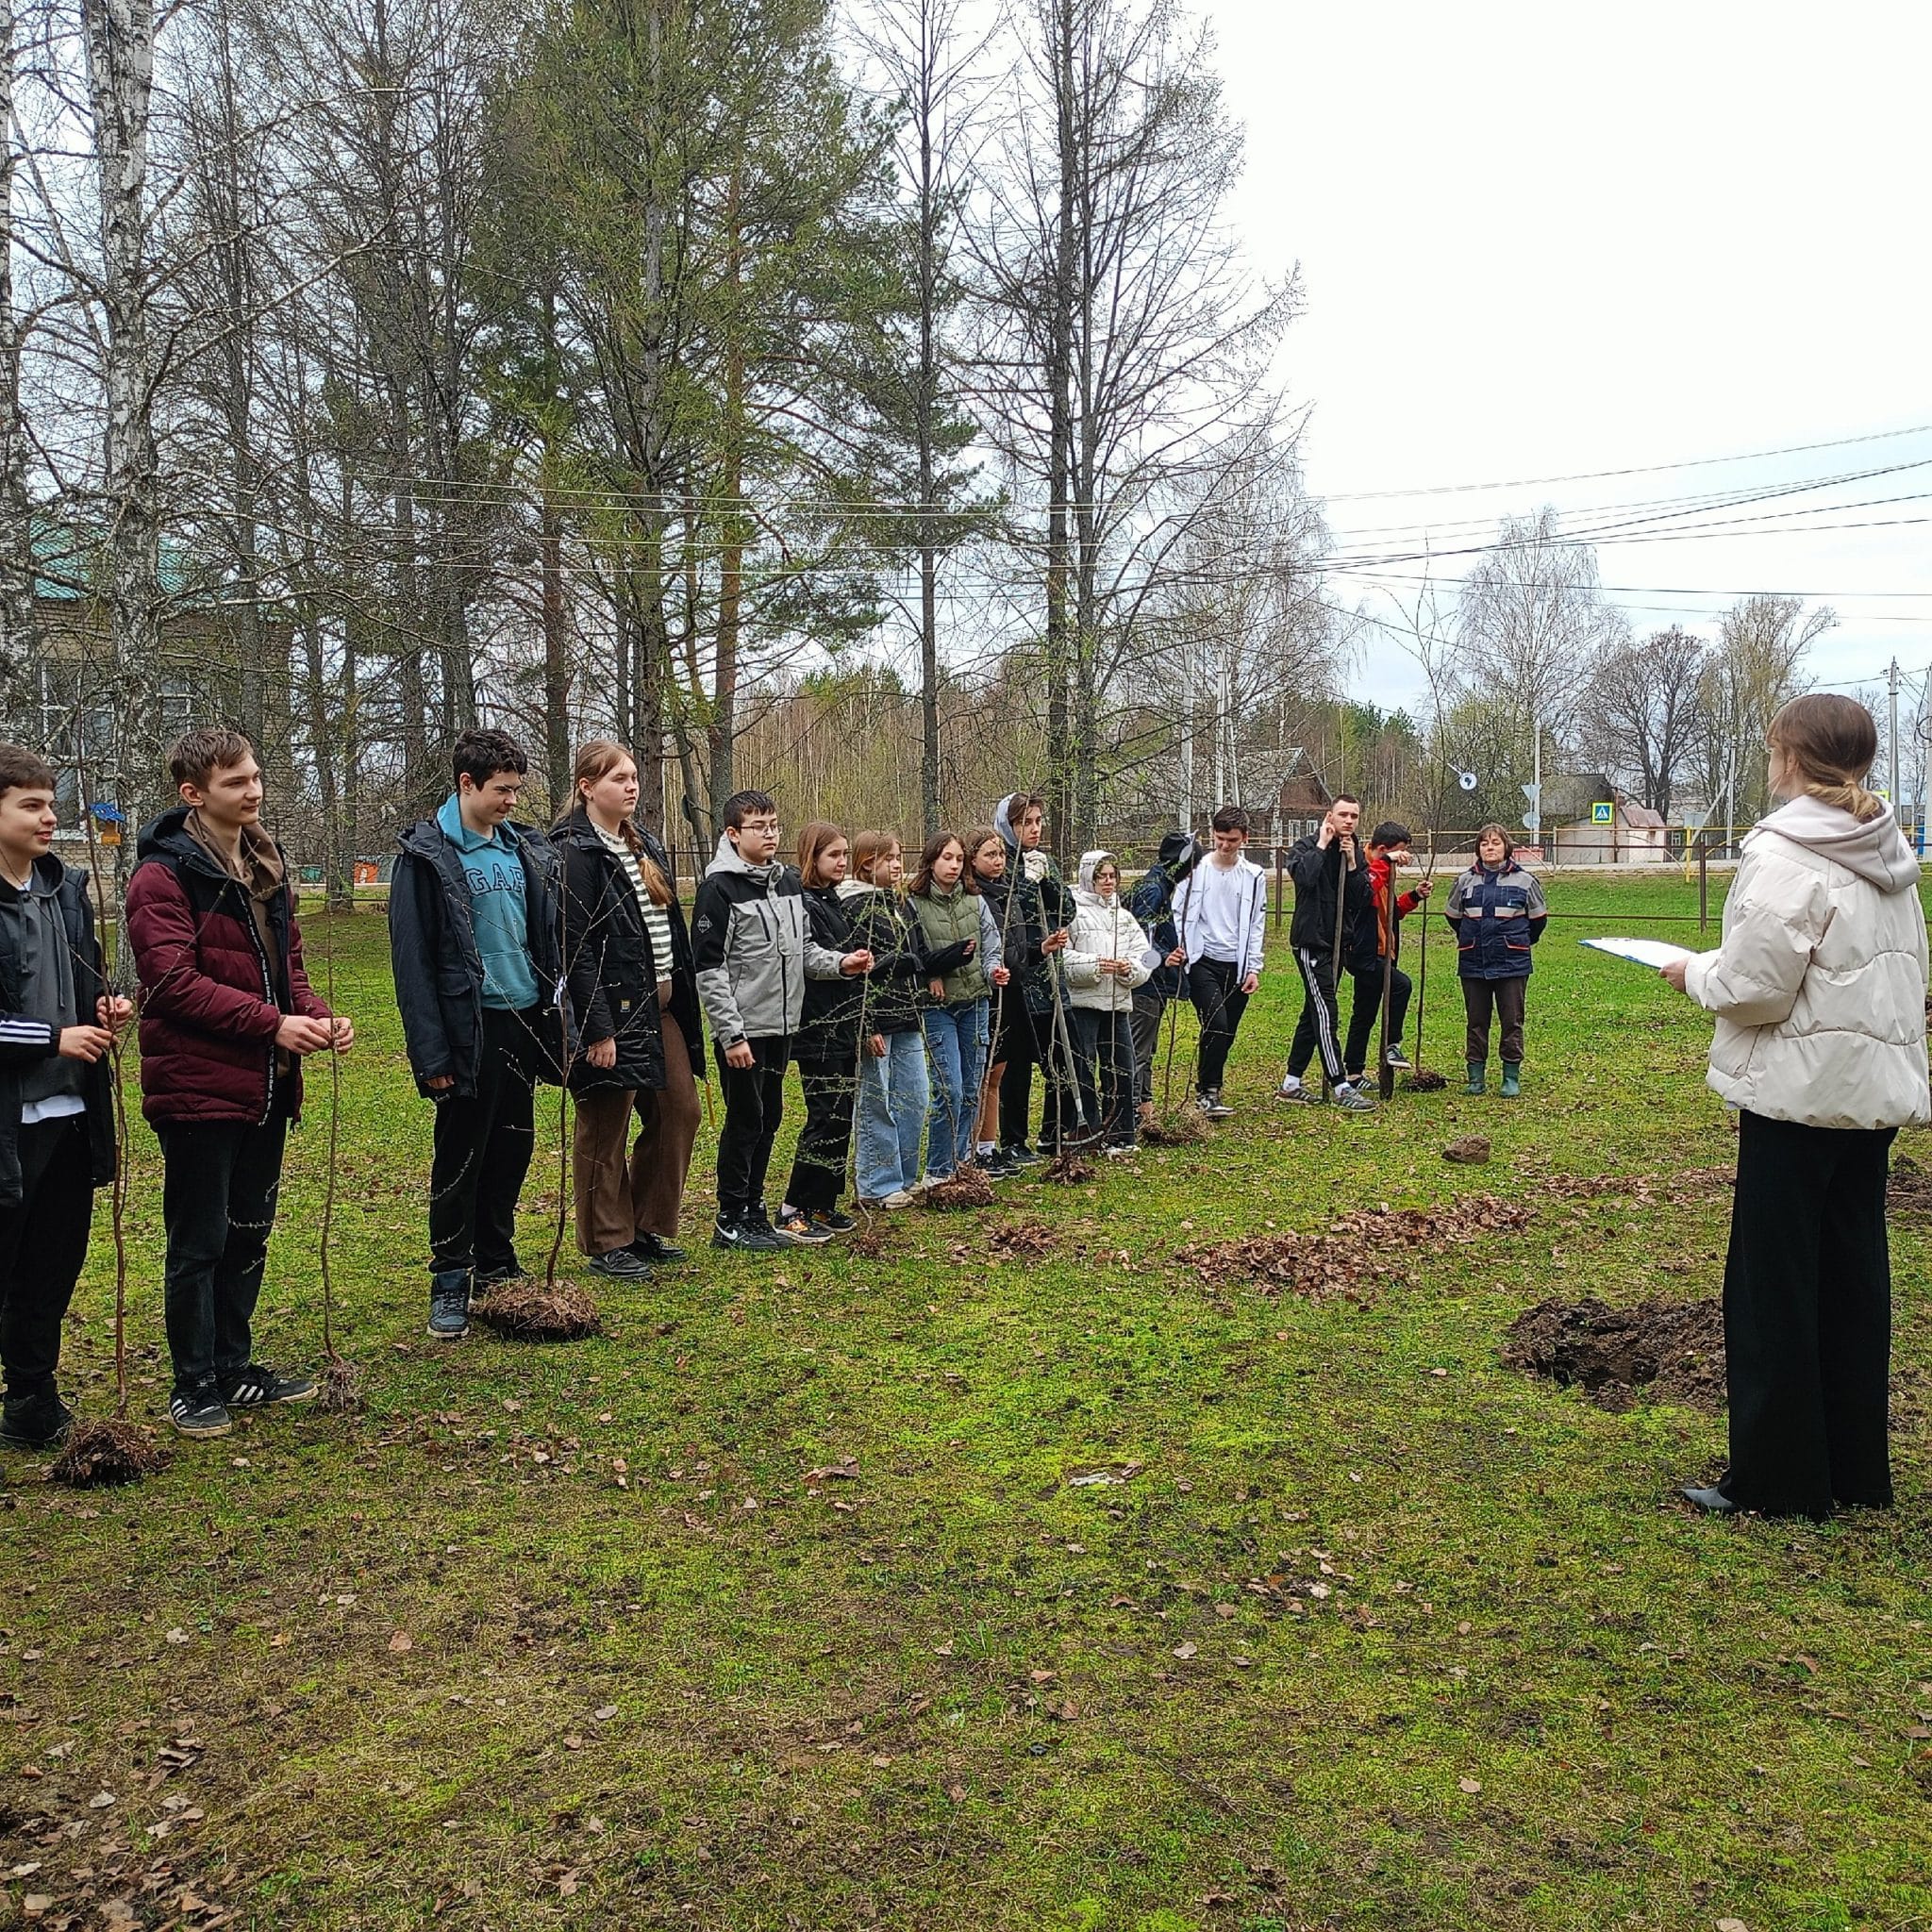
[1526,1164,1734,1205]
[1502,1295,1726,1411]
[1176,1195,1533,1307]
[1887,1154,1932,1215]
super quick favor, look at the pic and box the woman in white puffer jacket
[1662,693,1929,1520]
[1064,851,1156,1151]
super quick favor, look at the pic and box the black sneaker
[427,1272,472,1341]
[586,1245,653,1279]
[1003,1142,1042,1168]
[0,1387,74,1449]
[220,1363,318,1409]
[712,1212,788,1255]
[1383,1042,1412,1070]
[475,1260,529,1290]
[628,1232,686,1263]
[169,1385,233,1439]
[810,1208,858,1236]
[773,1207,834,1245]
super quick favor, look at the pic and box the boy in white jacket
[1172,804,1269,1116]
[1065,851,1156,1152]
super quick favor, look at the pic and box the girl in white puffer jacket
[1663,693,1929,1521]
[1065,851,1157,1151]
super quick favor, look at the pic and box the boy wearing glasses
[691,791,870,1252]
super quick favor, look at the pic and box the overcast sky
[1205,0,1932,715]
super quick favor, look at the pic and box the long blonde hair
[1766,694,1887,823]
[570,739,673,905]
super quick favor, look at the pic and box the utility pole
[1889,658,1903,825]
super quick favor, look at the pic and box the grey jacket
[690,833,844,1047]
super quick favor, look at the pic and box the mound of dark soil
[1503,1295,1725,1412]
[1887,1154,1932,1216]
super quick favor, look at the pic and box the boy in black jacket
[1275,794,1378,1113]
[0,745,129,1449]
[1124,830,1201,1118]
[390,728,564,1341]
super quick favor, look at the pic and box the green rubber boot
[1464,1059,1487,1095]
[1500,1061,1522,1098]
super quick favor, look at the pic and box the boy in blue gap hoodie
[390,728,564,1340]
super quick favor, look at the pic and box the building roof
[34,517,203,603]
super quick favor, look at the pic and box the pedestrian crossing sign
[1591,802,1613,824]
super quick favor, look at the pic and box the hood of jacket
[138,803,260,878]
[1075,848,1118,903]
[436,791,527,858]
[835,876,881,904]
[1155,830,1203,880]
[1755,794,1922,892]
[994,793,1024,852]
[706,827,786,885]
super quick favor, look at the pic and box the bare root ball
[470,1278,604,1342]
[1041,1149,1097,1186]
[1442,1135,1491,1165]
[316,1356,364,1413]
[923,1167,996,1211]
[1141,1108,1208,1147]
[50,1418,168,1488]
[1405,1069,1449,1092]
[986,1219,1058,1260]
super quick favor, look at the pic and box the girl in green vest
[908,831,1008,1180]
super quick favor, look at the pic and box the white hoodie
[1684,794,1929,1129]
[1064,850,1158,1014]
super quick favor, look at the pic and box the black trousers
[1129,989,1166,1107]
[786,1056,856,1213]
[1074,1008,1138,1146]
[1724,1110,1896,1518]
[715,1035,788,1218]
[1285,947,1344,1085]
[0,1116,95,1398]
[429,1006,540,1278]
[1189,957,1250,1092]
[158,1115,290,1393]
[1344,964,1413,1076]
[1462,976,1527,1063]
[999,1004,1072,1149]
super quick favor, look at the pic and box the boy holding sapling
[127,729,350,1438]
[692,791,870,1250]
[0,745,129,1450]
[390,727,564,1340]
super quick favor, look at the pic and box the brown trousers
[1462,975,1527,1064]
[573,984,702,1253]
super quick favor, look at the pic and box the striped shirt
[596,823,674,983]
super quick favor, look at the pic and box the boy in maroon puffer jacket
[125,729,353,1440]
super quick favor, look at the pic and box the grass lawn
[3,869,1929,1931]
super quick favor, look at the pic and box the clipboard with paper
[1579,936,1696,971]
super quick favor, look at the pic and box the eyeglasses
[739,820,780,834]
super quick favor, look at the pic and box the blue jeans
[857,1029,928,1199]
[923,999,988,1178]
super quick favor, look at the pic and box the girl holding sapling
[908,830,1008,1182]
[840,832,930,1207]
[1064,851,1155,1152]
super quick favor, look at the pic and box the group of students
[0,719,1554,1452]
